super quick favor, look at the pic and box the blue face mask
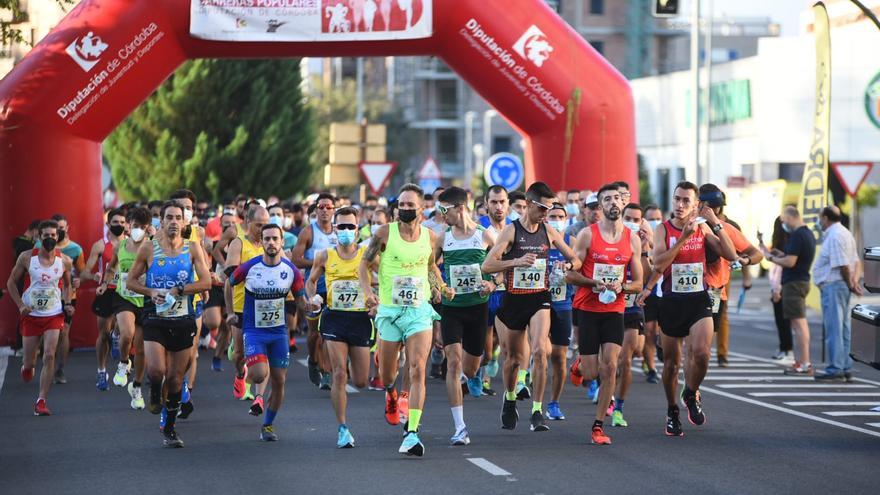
[151,217,161,229]
[509,211,520,222]
[565,203,579,216]
[647,219,661,230]
[269,215,284,227]
[548,220,566,232]
[337,229,357,246]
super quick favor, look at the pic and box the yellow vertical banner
[800,2,831,310]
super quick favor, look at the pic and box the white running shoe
[128,382,145,410]
[113,362,129,387]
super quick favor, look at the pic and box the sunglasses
[436,203,461,215]
[335,223,357,231]
[530,200,552,211]
[317,204,336,211]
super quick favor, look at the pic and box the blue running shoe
[212,356,223,372]
[466,370,483,398]
[450,427,470,446]
[398,431,424,456]
[587,380,598,402]
[159,406,167,432]
[486,360,499,378]
[96,371,109,391]
[181,381,190,404]
[546,401,565,420]
[110,331,120,360]
[337,424,355,449]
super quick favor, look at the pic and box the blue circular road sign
[484,152,524,191]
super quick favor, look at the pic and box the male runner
[641,204,665,383]
[306,207,373,448]
[225,205,269,408]
[229,224,306,441]
[478,185,510,394]
[435,187,495,445]
[291,193,338,389]
[360,184,453,457]
[483,182,581,432]
[209,212,236,371]
[6,220,75,415]
[81,209,126,391]
[568,185,642,444]
[102,207,151,409]
[637,182,736,437]
[545,203,574,421]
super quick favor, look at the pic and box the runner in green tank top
[433,187,496,446]
[360,184,454,458]
[101,207,151,409]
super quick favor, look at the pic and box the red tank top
[102,240,117,288]
[573,223,632,313]
[660,219,707,296]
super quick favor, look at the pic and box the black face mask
[42,237,57,251]
[57,230,67,242]
[398,209,418,224]
[109,225,125,236]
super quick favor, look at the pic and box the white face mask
[283,217,294,229]
[509,211,520,222]
[371,224,381,235]
[623,221,641,233]
[130,228,146,242]
[647,219,661,230]
[548,220,566,232]
[184,208,194,223]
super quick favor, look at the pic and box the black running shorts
[658,292,713,338]
[576,310,624,355]
[496,292,551,331]
[441,303,489,357]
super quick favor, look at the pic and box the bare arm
[702,224,737,261]
[360,225,387,309]
[565,227,600,288]
[80,240,104,283]
[225,237,243,268]
[61,257,74,315]
[625,234,644,294]
[290,225,313,270]
[548,226,582,271]
[99,244,121,295]
[428,230,454,300]
[306,250,327,303]
[188,241,212,294]
[124,242,155,298]
[482,224,534,274]
[5,252,30,312]
[212,226,237,266]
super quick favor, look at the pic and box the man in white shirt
[812,206,862,382]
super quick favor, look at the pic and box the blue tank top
[304,220,337,294]
[145,240,195,319]
[548,233,574,312]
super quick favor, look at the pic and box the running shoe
[110,330,120,360]
[546,401,565,420]
[163,429,184,448]
[398,391,409,421]
[399,431,424,456]
[466,374,483,398]
[429,362,443,380]
[128,383,145,410]
[96,370,109,391]
[717,356,729,368]
[113,362,129,387]
[211,356,223,372]
[288,337,298,354]
[307,358,321,387]
[814,372,846,382]
[486,359,499,378]
[181,382,190,404]
[665,406,684,437]
[646,369,659,384]
[260,425,278,442]
[641,359,650,375]
[844,372,854,383]
[249,395,264,416]
[227,340,235,361]
[385,389,400,425]
[233,373,247,399]
[501,399,518,430]
[178,399,194,420]
[783,362,813,376]
[242,383,255,401]
[319,372,332,391]
[681,389,706,426]
[587,380,598,402]
[606,396,615,417]
[34,398,51,416]
[368,376,383,391]
[450,427,470,446]
[611,410,628,427]
[515,382,531,401]
[482,384,496,396]
[337,424,355,448]
[159,407,167,432]
[570,357,584,387]
[591,425,611,445]
[529,410,549,432]
[21,366,34,383]
[53,368,65,384]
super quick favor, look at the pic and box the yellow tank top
[233,234,264,312]
[326,247,368,312]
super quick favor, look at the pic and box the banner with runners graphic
[190,0,433,42]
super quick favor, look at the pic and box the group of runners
[6,178,762,454]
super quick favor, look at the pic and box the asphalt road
[2,284,879,494]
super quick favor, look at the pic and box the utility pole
[464,111,477,191]
[691,0,701,184]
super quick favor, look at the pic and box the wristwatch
[711,223,723,235]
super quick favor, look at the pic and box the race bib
[118,273,143,299]
[158,294,189,318]
[624,292,636,308]
[672,263,704,294]
[592,263,625,293]
[331,280,365,311]
[450,264,481,295]
[255,298,284,328]
[513,258,546,290]
[549,268,567,302]
[392,276,424,307]
[31,287,59,311]
[709,287,722,313]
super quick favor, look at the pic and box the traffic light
[652,0,679,17]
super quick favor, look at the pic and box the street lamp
[464,111,477,191]
[482,109,499,168]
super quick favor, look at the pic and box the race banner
[190,0,433,42]
[797,1,830,242]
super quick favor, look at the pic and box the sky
[678,0,811,37]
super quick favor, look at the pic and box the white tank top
[24,249,64,317]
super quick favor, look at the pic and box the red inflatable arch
[0,0,635,347]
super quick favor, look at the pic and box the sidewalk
[730,274,880,319]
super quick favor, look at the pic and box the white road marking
[718,384,876,389]
[750,392,880,397]
[706,369,794,373]
[726,350,880,387]
[710,363,778,368]
[783,401,880,407]
[0,354,7,397]
[866,423,880,428]
[467,458,512,476]
[297,358,309,367]
[702,376,815,381]
[822,411,880,417]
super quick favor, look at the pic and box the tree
[1,0,73,45]
[104,58,317,202]
[637,154,656,206]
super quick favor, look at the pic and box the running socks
[165,390,182,432]
[593,419,603,428]
[532,401,542,413]
[516,369,528,384]
[505,390,517,401]
[408,409,422,432]
[615,399,625,412]
[264,409,278,427]
[451,406,465,431]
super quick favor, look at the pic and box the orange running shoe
[21,366,34,383]
[399,391,410,422]
[34,398,52,416]
[570,358,584,387]
[233,372,247,400]
[591,425,611,445]
[385,389,400,425]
